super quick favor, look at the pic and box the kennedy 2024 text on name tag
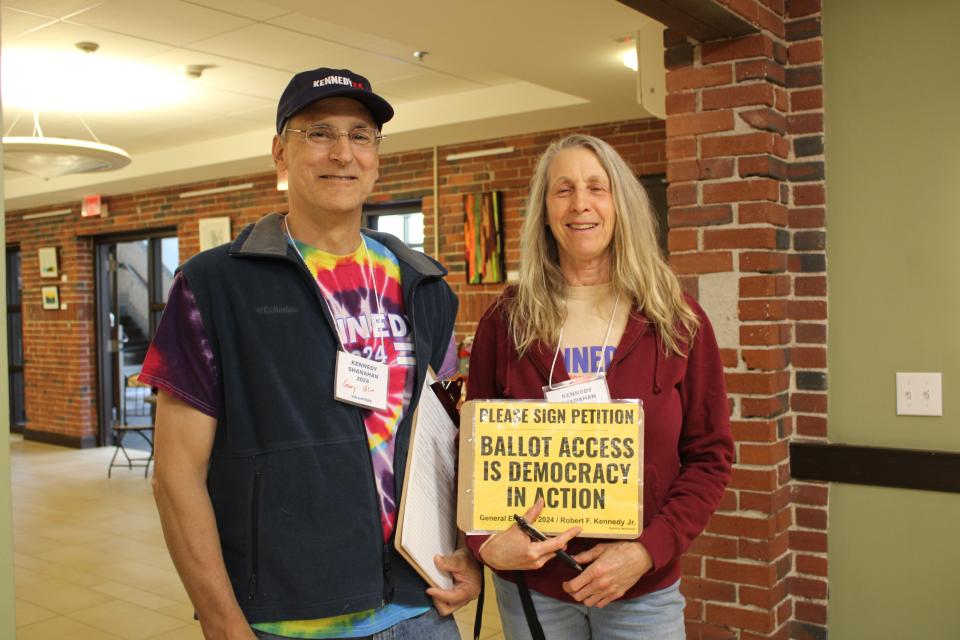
[334,351,389,411]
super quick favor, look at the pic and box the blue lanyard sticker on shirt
[542,293,620,404]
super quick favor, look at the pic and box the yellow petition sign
[464,400,643,539]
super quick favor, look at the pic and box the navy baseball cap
[276,67,394,134]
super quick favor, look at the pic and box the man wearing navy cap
[143,68,478,639]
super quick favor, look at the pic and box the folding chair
[108,372,155,478]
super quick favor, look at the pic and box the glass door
[96,233,178,445]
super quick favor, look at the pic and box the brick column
[784,2,828,638]
[663,1,827,638]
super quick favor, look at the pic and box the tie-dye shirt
[286,234,417,543]
[141,233,447,638]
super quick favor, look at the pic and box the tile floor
[9,435,504,639]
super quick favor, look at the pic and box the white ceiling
[1,0,660,210]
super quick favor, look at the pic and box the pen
[513,514,584,572]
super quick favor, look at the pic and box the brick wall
[6,117,665,445]
[663,0,827,638]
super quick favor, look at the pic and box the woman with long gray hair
[465,134,733,639]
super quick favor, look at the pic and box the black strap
[513,571,546,640]
[472,566,485,640]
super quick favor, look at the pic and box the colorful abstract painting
[464,191,504,284]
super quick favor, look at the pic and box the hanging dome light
[3,111,132,180]
[3,136,131,179]
[0,42,186,179]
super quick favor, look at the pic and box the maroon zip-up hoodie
[465,288,733,602]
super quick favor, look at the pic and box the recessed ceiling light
[622,49,638,72]
[1,48,188,112]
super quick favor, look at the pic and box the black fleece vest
[180,215,458,623]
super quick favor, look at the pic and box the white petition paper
[398,370,458,590]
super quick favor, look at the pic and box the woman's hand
[478,498,581,571]
[562,541,653,608]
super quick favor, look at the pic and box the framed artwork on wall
[198,217,232,252]
[38,247,58,278]
[464,191,505,284]
[41,286,60,310]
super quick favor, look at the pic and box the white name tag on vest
[334,351,389,411]
[543,373,611,403]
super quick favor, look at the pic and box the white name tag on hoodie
[335,351,389,411]
[543,373,611,404]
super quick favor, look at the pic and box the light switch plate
[896,372,942,416]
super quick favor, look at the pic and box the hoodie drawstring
[652,341,663,395]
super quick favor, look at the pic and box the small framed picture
[199,217,232,252]
[38,247,59,278]
[41,286,60,310]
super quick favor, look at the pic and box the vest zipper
[357,398,391,605]
[247,464,262,600]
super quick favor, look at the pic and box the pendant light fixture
[3,113,131,179]
[2,42,132,180]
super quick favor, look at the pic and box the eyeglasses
[284,124,384,149]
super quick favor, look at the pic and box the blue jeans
[253,609,459,640]
[493,573,686,640]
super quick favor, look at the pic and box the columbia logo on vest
[256,305,299,315]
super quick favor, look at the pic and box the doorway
[95,232,178,446]
[6,246,25,433]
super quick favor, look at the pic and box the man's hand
[426,546,482,616]
[477,498,581,571]
[562,541,653,608]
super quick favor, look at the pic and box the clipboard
[395,369,461,590]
